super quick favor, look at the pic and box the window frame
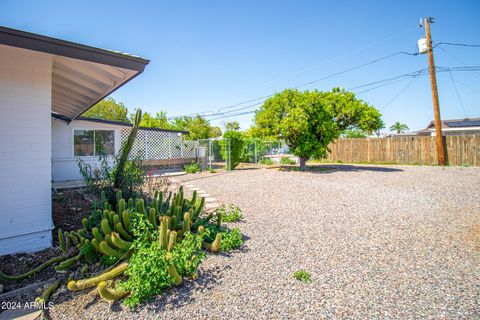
[72,128,116,158]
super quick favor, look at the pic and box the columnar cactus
[67,262,128,291]
[97,281,129,302]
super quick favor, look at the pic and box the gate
[197,138,231,171]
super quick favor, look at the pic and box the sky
[1,0,479,132]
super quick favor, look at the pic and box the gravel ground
[46,164,479,319]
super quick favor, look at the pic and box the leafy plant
[208,168,216,173]
[120,239,174,307]
[217,204,243,223]
[293,270,311,283]
[280,157,296,165]
[171,232,205,277]
[253,88,383,169]
[220,228,243,252]
[259,157,274,165]
[222,130,245,169]
[79,241,100,264]
[183,162,201,174]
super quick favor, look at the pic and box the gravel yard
[47,164,479,319]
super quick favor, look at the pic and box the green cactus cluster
[0,185,240,306]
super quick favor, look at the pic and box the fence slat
[326,136,480,166]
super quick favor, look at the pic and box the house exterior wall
[0,45,53,255]
[51,119,122,181]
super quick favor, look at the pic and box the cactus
[91,238,102,253]
[110,232,132,251]
[121,210,132,232]
[216,212,222,229]
[55,253,83,271]
[115,222,133,241]
[58,228,67,254]
[69,232,80,246]
[167,263,182,285]
[92,227,104,243]
[197,225,205,234]
[99,241,125,259]
[118,198,126,216]
[0,255,70,281]
[182,212,191,234]
[128,198,134,210]
[190,190,197,206]
[167,231,177,252]
[68,262,128,291]
[210,233,222,253]
[192,197,205,221]
[101,218,112,235]
[116,190,123,208]
[136,198,145,215]
[81,218,88,229]
[149,207,157,227]
[35,280,61,305]
[159,217,169,250]
[97,281,129,302]
[113,214,121,228]
[80,264,89,274]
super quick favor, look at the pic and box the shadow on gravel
[281,164,403,174]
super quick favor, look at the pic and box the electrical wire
[436,42,480,48]
[380,77,418,111]
[447,70,468,118]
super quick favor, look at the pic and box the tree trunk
[299,157,308,170]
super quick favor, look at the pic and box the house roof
[0,26,150,120]
[52,113,189,135]
[424,118,480,129]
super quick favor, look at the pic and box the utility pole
[423,17,446,165]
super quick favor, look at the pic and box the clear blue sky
[1,0,479,132]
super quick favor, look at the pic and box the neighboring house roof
[51,113,189,134]
[0,26,150,120]
[424,118,480,129]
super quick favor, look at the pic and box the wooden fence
[325,135,480,166]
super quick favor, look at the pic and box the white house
[416,118,480,136]
[0,26,149,255]
[51,115,190,181]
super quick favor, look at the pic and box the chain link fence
[197,138,231,171]
[242,139,293,164]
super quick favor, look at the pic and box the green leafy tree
[82,97,130,122]
[343,129,368,138]
[389,122,409,134]
[132,111,169,129]
[225,121,240,131]
[170,115,221,140]
[254,88,383,169]
[222,130,245,169]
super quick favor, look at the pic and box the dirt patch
[0,190,93,294]
[464,224,480,250]
[52,190,93,246]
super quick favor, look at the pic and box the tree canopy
[389,122,409,134]
[82,97,130,122]
[253,88,383,168]
[131,111,169,129]
[225,121,240,131]
[169,115,222,140]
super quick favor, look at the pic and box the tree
[225,121,240,131]
[132,111,169,129]
[254,88,383,169]
[170,115,221,140]
[389,122,409,134]
[222,130,245,169]
[83,97,130,122]
[342,129,368,138]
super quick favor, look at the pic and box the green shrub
[280,157,296,165]
[183,162,201,174]
[220,228,243,252]
[172,233,205,277]
[222,130,245,169]
[259,157,274,165]
[216,204,243,222]
[293,269,311,283]
[120,238,175,307]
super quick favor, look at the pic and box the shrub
[220,228,243,252]
[216,204,243,223]
[293,270,311,283]
[183,162,201,174]
[222,130,245,169]
[280,157,296,165]
[259,157,273,165]
[171,232,205,277]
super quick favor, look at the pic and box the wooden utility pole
[424,17,446,165]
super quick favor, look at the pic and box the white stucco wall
[51,119,122,181]
[0,45,53,255]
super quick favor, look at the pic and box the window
[74,130,114,156]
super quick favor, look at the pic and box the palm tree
[389,122,409,134]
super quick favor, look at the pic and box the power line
[436,42,480,48]
[380,77,418,111]
[447,70,468,118]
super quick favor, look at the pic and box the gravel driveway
[48,165,479,319]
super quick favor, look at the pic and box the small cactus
[58,228,67,254]
[167,231,177,252]
[0,255,69,281]
[101,218,112,235]
[136,198,145,215]
[115,222,133,241]
[210,233,222,253]
[68,262,128,291]
[110,232,132,251]
[35,280,61,305]
[99,241,124,259]
[97,281,129,302]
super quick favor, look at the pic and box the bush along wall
[0,187,244,308]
